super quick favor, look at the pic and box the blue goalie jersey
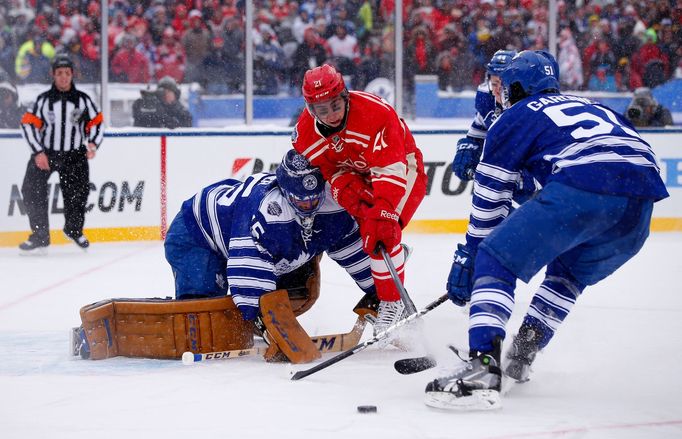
[466,93,669,247]
[180,173,374,319]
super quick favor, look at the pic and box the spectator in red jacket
[155,27,186,83]
[631,29,670,89]
[111,33,151,83]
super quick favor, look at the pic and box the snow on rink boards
[1,234,681,439]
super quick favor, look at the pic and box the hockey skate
[64,231,90,250]
[424,338,502,411]
[366,299,414,349]
[18,236,49,255]
[504,323,544,383]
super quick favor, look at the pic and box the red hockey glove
[360,200,402,254]
[331,172,374,218]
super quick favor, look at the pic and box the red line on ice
[0,245,155,312]
[483,419,682,439]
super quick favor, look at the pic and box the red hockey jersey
[291,91,425,217]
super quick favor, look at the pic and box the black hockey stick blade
[394,355,437,374]
[291,294,448,381]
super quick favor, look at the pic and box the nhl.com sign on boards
[6,180,145,217]
[230,157,472,197]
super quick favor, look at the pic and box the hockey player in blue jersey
[425,50,669,410]
[164,150,376,325]
[452,50,537,202]
[451,50,515,181]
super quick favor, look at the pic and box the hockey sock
[469,248,518,353]
[523,263,585,349]
[370,244,405,301]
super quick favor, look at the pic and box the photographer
[625,87,673,127]
[132,76,192,129]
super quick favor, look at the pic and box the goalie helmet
[501,50,560,107]
[276,150,326,217]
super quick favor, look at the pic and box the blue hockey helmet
[501,50,560,106]
[485,50,517,76]
[276,150,326,217]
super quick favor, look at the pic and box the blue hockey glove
[446,244,476,306]
[452,138,482,181]
[512,169,537,205]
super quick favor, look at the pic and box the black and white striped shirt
[20,84,103,154]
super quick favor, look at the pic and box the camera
[627,106,642,120]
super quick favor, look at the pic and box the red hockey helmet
[302,64,347,104]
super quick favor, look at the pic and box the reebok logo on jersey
[380,210,399,222]
[332,186,340,201]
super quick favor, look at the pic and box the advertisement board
[1,128,680,246]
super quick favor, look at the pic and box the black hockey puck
[357,405,377,413]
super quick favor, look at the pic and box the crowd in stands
[1,0,681,97]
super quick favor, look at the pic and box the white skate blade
[19,247,48,256]
[425,389,502,411]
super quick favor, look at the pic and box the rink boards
[0,128,680,246]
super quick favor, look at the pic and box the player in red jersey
[291,64,428,336]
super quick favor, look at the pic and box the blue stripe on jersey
[326,228,375,294]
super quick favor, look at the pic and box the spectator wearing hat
[181,10,211,83]
[631,28,670,89]
[132,75,192,128]
[200,34,231,94]
[558,28,583,90]
[326,23,360,77]
[291,26,329,91]
[171,4,190,35]
[587,37,618,91]
[15,27,55,83]
[155,27,186,82]
[219,17,245,93]
[254,24,286,95]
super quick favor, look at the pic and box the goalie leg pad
[79,296,254,360]
[259,289,321,364]
[276,255,322,317]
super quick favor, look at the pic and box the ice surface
[1,234,681,439]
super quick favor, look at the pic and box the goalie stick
[290,294,448,381]
[182,316,367,364]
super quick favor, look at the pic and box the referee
[19,54,103,253]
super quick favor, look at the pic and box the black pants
[21,150,90,245]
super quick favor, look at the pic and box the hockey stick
[394,355,438,374]
[182,316,367,364]
[290,294,448,381]
[378,243,417,315]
